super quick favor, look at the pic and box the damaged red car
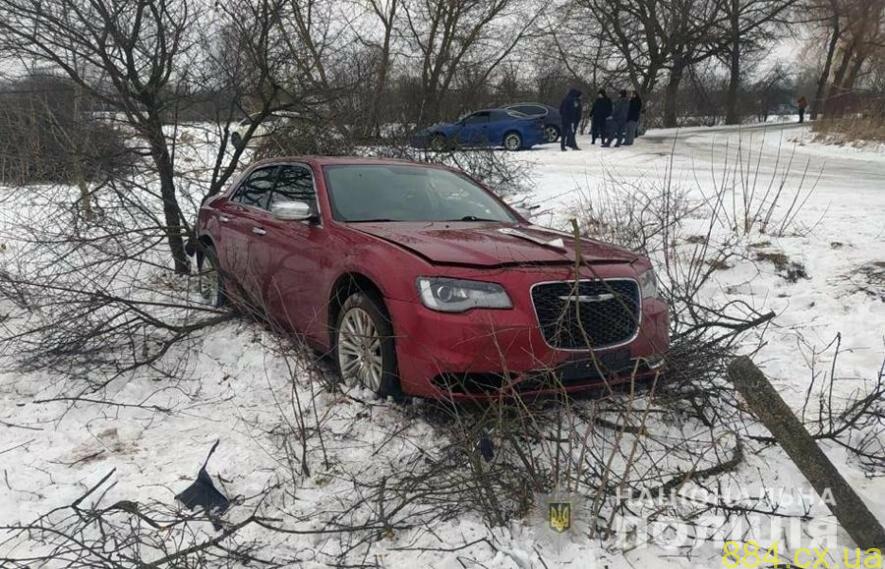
[194,157,669,399]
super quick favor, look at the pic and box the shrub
[0,74,131,185]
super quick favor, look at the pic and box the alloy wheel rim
[338,307,384,391]
[545,126,557,142]
[505,135,520,150]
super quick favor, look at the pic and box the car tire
[200,244,227,309]
[430,133,447,152]
[544,124,560,143]
[334,292,400,398]
[503,131,523,151]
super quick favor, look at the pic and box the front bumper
[386,273,669,400]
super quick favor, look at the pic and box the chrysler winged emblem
[558,293,615,303]
[548,501,572,533]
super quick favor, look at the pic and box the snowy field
[1,122,884,568]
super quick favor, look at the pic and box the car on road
[410,109,545,151]
[501,103,562,143]
[194,157,669,400]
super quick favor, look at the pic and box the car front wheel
[503,132,523,151]
[334,292,399,397]
[544,125,560,143]
[430,133,448,152]
[198,244,227,308]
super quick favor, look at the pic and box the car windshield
[324,165,519,223]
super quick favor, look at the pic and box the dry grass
[812,117,885,145]
[755,250,809,283]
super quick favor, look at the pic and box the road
[527,121,885,217]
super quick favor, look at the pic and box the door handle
[252,227,267,236]
[219,215,230,223]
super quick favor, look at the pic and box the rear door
[253,164,331,341]
[222,165,279,304]
[488,110,517,144]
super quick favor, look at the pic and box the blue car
[411,109,545,151]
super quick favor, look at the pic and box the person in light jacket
[624,91,642,145]
[603,90,629,147]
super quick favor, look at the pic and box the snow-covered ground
[1,123,883,568]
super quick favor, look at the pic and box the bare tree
[352,0,399,138]
[0,0,197,273]
[577,0,733,127]
[715,0,796,123]
[401,0,542,125]
[821,0,885,116]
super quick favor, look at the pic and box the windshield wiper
[348,218,396,223]
[450,215,502,222]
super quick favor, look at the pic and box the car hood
[350,222,638,267]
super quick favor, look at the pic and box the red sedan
[194,157,669,399]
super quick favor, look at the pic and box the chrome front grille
[530,279,640,350]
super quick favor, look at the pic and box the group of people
[558,88,643,151]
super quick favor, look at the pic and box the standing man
[797,96,808,123]
[590,89,612,145]
[603,90,629,147]
[559,88,583,151]
[624,90,642,145]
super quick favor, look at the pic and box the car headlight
[416,277,512,313]
[638,269,659,299]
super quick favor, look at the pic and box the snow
[1,122,884,567]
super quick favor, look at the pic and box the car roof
[505,102,554,109]
[246,155,460,170]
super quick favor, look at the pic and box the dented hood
[349,222,638,267]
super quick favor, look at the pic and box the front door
[457,112,491,146]
[252,164,331,343]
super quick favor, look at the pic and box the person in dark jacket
[624,90,642,145]
[603,90,629,147]
[559,88,583,151]
[797,96,808,123]
[590,89,612,145]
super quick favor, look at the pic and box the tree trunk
[71,83,94,220]
[146,113,189,274]
[728,356,885,550]
[368,49,391,139]
[812,10,840,120]
[367,1,396,139]
[826,42,855,117]
[725,0,741,125]
[663,61,685,128]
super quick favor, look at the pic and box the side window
[463,112,489,125]
[233,166,277,209]
[270,165,316,211]
[512,105,537,115]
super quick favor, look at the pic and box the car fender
[333,239,427,303]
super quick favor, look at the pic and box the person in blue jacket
[559,88,582,151]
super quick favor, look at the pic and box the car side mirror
[271,200,315,222]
